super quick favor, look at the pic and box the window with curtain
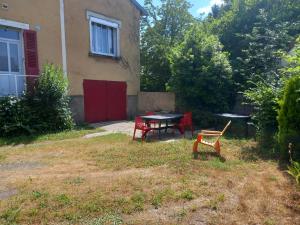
[89,16,119,57]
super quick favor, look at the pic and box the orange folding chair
[193,121,231,156]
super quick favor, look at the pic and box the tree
[240,6,297,147]
[207,0,300,91]
[244,81,280,148]
[278,39,300,160]
[278,75,300,161]
[168,24,233,125]
[237,8,294,89]
[140,0,194,91]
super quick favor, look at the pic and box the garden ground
[0,129,299,225]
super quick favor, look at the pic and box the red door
[107,81,127,121]
[83,80,127,123]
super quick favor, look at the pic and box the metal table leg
[159,121,162,139]
[165,120,168,133]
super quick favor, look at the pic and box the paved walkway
[84,120,196,141]
[84,121,135,139]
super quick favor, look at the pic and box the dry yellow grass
[0,134,299,225]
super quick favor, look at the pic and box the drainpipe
[60,0,68,77]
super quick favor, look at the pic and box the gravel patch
[0,161,44,171]
[0,188,18,200]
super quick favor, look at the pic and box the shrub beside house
[0,64,73,136]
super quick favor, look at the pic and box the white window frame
[0,19,29,30]
[87,11,121,57]
[0,27,26,97]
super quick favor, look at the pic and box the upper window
[89,16,120,57]
[0,28,20,40]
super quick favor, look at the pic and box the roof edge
[130,0,148,16]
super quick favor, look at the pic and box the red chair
[133,116,153,141]
[176,112,194,137]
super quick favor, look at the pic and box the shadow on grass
[239,144,290,171]
[0,124,102,147]
[240,144,279,162]
[193,151,226,162]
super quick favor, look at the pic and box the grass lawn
[0,133,299,225]
[0,125,104,147]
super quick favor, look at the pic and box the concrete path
[84,121,134,139]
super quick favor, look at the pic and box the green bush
[244,81,280,148]
[278,75,300,160]
[27,64,74,132]
[287,160,300,185]
[0,96,33,136]
[168,24,233,126]
[0,64,74,137]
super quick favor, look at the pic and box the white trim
[86,10,121,28]
[60,0,68,77]
[117,27,120,57]
[0,19,29,30]
[90,17,119,29]
[89,19,93,55]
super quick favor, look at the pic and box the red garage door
[83,80,127,123]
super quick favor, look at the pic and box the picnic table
[141,114,183,139]
[216,113,252,137]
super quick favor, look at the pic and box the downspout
[60,0,67,76]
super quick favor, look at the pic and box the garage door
[83,80,127,123]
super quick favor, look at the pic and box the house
[0,0,147,123]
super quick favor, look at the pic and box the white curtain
[92,22,115,55]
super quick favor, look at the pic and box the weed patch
[180,189,195,201]
[0,207,21,225]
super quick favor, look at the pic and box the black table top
[141,114,183,121]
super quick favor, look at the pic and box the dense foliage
[168,25,233,125]
[278,75,300,160]
[244,82,280,148]
[287,160,300,185]
[278,39,300,160]
[0,96,32,136]
[0,64,74,137]
[140,0,194,91]
[208,0,300,91]
[27,64,74,132]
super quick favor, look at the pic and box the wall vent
[1,3,8,10]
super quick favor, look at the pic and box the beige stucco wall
[138,92,176,113]
[64,0,141,96]
[0,0,63,71]
[0,0,141,96]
